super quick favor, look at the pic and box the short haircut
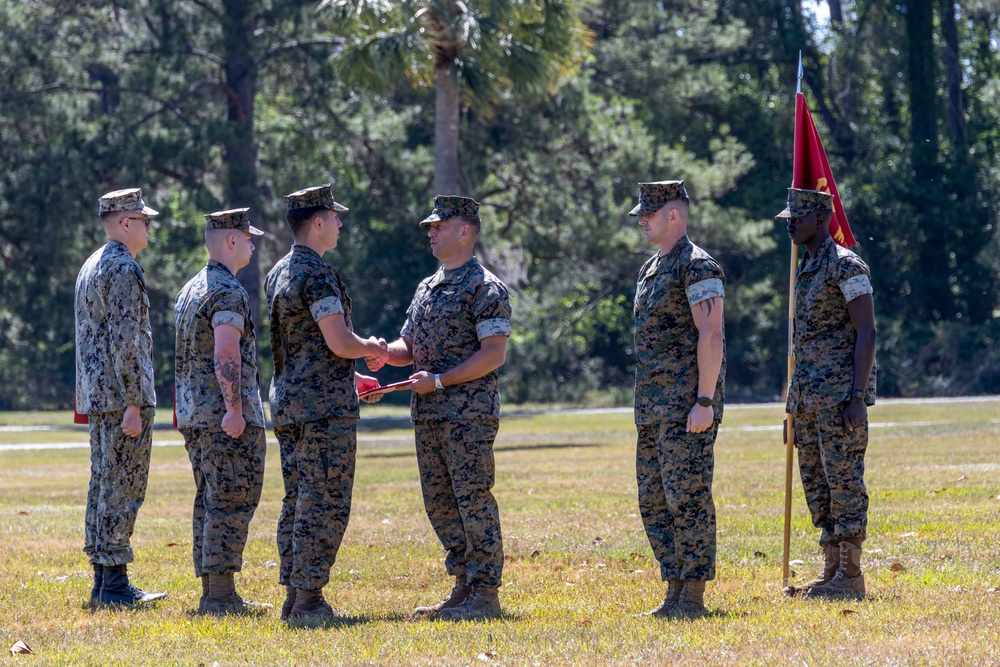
[204,227,236,252]
[456,215,481,238]
[668,197,690,211]
[286,206,325,239]
[99,211,127,226]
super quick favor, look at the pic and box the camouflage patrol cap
[205,207,264,236]
[775,188,834,219]
[284,183,349,213]
[628,180,689,216]
[98,188,159,216]
[419,195,480,227]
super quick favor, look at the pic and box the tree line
[1,0,998,411]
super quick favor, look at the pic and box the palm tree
[320,0,591,195]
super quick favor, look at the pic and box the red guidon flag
[792,92,856,248]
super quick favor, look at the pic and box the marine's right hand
[364,337,389,371]
[222,410,246,439]
[121,406,142,438]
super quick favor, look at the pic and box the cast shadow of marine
[285,611,386,629]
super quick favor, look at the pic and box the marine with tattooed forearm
[174,208,267,617]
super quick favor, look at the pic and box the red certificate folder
[358,379,416,400]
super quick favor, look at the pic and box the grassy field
[1,399,998,666]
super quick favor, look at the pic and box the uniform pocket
[205,436,251,504]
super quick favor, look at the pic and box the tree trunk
[434,61,461,195]
[904,0,938,181]
[829,0,843,24]
[221,0,261,328]
[939,0,965,151]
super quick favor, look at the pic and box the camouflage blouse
[74,241,156,413]
[402,257,512,421]
[633,235,726,425]
[265,245,358,426]
[787,236,876,412]
[174,260,265,429]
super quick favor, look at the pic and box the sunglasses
[123,216,152,229]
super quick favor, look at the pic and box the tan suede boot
[414,577,472,617]
[807,540,865,598]
[436,586,501,621]
[787,543,840,596]
[202,573,268,616]
[670,580,707,616]
[287,588,339,622]
[197,574,209,614]
[636,578,683,617]
[280,585,297,621]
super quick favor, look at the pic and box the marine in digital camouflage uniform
[779,188,876,599]
[75,187,166,607]
[174,207,267,616]
[265,184,388,622]
[630,180,726,617]
[385,195,512,621]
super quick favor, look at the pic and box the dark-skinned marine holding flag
[781,54,877,599]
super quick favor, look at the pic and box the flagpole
[781,51,804,592]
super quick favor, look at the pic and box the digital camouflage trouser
[182,425,266,576]
[275,416,357,591]
[415,419,503,588]
[83,407,155,566]
[636,421,718,582]
[794,402,869,546]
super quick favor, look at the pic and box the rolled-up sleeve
[212,310,245,332]
[685,278,725,306]
[309,295,344,321]
[840,275,873,303]
[836,255,873,303]
[472,283,512,340]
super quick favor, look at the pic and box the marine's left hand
[408,371,436,395]
[843,398,867,432]
[686,403,714,433]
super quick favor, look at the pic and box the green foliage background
[1,0,998,409]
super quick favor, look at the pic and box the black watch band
[850,389,865,400]
[696,396,714,408]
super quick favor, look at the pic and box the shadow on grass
[285,612,380,630]
[406,610,527,623]
[358,442,603,460]
[638,609,751,621]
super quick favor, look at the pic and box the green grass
[1,400,999,665]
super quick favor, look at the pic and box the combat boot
[787,543,840,596]
[280,585,297,621]
[287,587,339,622]
[670,580,707,616]
[635,578,683,617]
[197,574,209,614]
[201,572,268,616]
[89,564,104,608]
[97,564,167,607]
[414,577,472,617]
[807,540,865,598]
[437,586,501,621]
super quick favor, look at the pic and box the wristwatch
[850,388,865,400]
[696,396,714,408]
[434,373,444,392]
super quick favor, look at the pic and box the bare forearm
[330,331,384,360]
[440,338,507,387]
[696,327,724,397]
[385,338,414,367]
[853,327,876,391]
[214,350,242,414]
